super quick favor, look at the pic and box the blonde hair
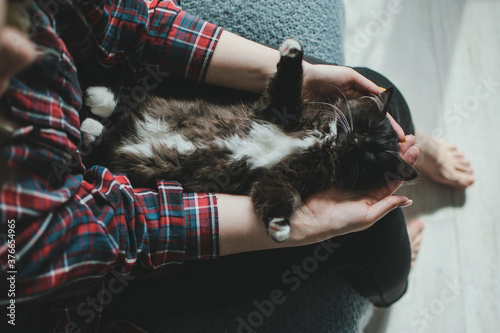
[1,1,33,189]
[6,0,32,34]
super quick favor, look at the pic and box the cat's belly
[215,122,319,169]
[119,114,320,171]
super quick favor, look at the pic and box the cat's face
[332,88,417,191]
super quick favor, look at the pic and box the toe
[458,175,475,189]
[456,164,473,174]
[407,219,425,239]
[408,219,425,267]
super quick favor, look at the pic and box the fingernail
[399,200,413,208]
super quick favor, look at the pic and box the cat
[80,39,417,242]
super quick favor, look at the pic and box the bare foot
[407,219,425,267]
[415,131,474,190]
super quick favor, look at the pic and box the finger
[349,69,381,96]
[399,134,416,154]
[378,145,419,198]
[367,143,419,201]
[366,195,413,225]
[401,145,420,166]
[387,114,406,143]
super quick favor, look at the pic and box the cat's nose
[353,136,363,148]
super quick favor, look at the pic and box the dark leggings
[99,66,416,333]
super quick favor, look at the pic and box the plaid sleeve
[0,0,219,307]
[54,0,223,83]
[0,167,219,304]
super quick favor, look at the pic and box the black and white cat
[81,39,417,242]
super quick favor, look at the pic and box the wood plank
[442,1,500,331]
[386,221,466,333]
[346,0,500,332]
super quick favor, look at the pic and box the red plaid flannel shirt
[0,0,222,331]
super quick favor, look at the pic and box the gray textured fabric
[181,0,346,64]
[142,273,372,333]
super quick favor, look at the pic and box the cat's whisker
[337,122,349,134]
[319,110,344,129]
[321,117,348,135]
[348,161,359,193]
[331,105,352,133]
[319,111,349,133]
[376,119,386,128]
[321,88,351,129]
[361,95,384,111]
[309,101,351,132]
[322,84,354,131]
[322,103,351,133]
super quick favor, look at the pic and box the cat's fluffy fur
[81,39,417,242]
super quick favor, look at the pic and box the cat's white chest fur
[119,120,318,169]
[217,123,318,169]
[82,86,322,170]
[114,115,196,159]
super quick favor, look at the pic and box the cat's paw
[267,217,291,243]
[81,118,104,146]
[279,39,303,59]
[85,87,117,118]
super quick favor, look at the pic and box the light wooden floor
[344,1,500,332]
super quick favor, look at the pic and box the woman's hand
[302,63,381,101]
[302,63,407,142]
[288,134,419,245]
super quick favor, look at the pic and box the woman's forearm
[205,31,282,93]
[216,193,282,256]
[204,30,379,99]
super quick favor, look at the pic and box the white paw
[81,118,104,146]
[268,217,291,242]
[85,87,117,118]
[279,39,302,58]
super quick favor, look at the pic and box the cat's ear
[398,159,418,181]
[376,87,394,119]
[386,154,418,182]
